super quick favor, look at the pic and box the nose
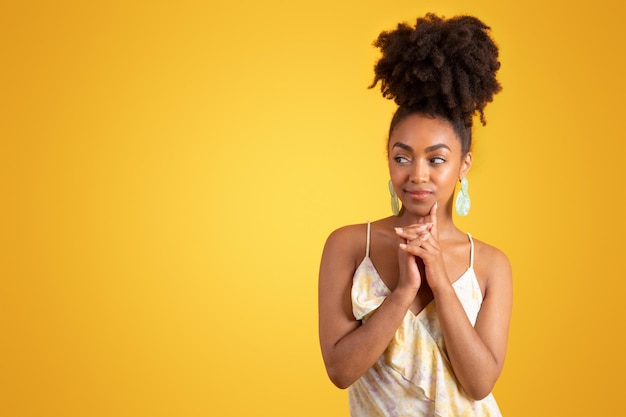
[410,160,429,183]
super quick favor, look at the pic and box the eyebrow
[392,142,451,153]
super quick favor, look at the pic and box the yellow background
[1,0,625,416]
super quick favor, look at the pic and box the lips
[404,189,433,201]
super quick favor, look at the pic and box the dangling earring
[455,177,471,216]
[388,180,400,216]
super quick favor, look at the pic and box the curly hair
[370,13,502,153]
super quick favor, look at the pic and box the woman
[318,14,512,416]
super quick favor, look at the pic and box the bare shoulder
[471,237,512,289]
[325,223,368,244]
[322,223,369,271]
[319,223,370,325]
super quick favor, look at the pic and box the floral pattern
[349,231,502,417]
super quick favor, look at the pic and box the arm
[318,225,420,389]
[430,247,512,400]
[396,204,512,400]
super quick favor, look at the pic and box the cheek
[388,163,406,184]
[437,170,461,193]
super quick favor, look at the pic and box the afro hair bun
[369,13,502,128]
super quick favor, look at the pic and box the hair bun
[369,13,502,127]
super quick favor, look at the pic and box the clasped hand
[394,202,448,293]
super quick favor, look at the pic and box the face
[388,113,471,217]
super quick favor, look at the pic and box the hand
[395,202,448,290]
[394,222,430,294]
[394,204,433,294]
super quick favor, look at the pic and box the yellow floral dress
[349,223,502,417]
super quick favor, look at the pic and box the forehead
[389,113,461,151]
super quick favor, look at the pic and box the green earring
[388,180,400,216]
[455,177,471,216]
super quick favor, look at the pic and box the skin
[318,113,513,400]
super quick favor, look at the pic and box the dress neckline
[359,222,477,318]
[356,256,475,318]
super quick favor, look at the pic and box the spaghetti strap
[467,233,474,268]
[365,222,371,258]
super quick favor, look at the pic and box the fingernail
[395,227,403,233]
[399,243,407,249]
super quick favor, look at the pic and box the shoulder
[325,223,368,242]
[471,237,512,288]
[323,217,394,254]
[323,223,369,261]
[319,223,370,289]
[472,238,510,267]
[321,217,396,272]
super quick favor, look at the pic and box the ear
[459,152,472,179]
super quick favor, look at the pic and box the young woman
[318,14,513,416]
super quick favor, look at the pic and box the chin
[402,205,431,218]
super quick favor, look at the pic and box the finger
[417,235,436,252]
[403,230,430,244]
[399,232,430,253]
[427,201,437,222]
[404,223,433,232]
[399,242,420,256]
[395,224,432,240]
[428,202,439,237]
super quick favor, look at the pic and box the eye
[430,157,446,164]
[393,156,411,164]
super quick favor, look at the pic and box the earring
[455,177,471,216]
[388,180,400,216]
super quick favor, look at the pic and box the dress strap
[467,233,474,268]
[365,222,371,258]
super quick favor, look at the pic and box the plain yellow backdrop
[1,1,625,416]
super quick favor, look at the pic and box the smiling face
[388,113,472,218]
